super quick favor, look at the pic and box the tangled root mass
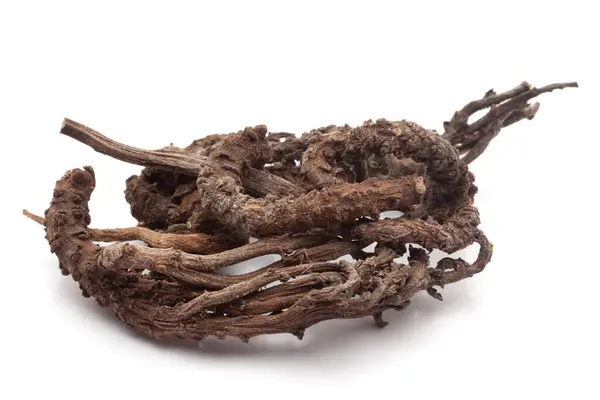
[24,81,576,341]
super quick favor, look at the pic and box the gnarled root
[442,81,578,163]
[26,80,575,342]
[23,209,241,254]
[41,166,491,340]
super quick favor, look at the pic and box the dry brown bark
[24,80,576,342]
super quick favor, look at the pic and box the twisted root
[25,80,575,341]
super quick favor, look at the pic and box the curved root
[41,166,490,340]
[25,80,576,342]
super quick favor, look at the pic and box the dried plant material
[23,209,241,254]
[24,81,576,342]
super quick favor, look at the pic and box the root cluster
[24,81,576,341]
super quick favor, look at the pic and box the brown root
[443,81,578,164]
[36,166,487,340]
[24,80,576,342]
[23,209,241,254]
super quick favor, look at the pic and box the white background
[1,1,598,399]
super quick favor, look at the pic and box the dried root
[25,81,576,342]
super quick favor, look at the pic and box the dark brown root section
[24,80,575,342]
[39,165,490,340]
[24,209,240,254]
[442,81,578,163]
